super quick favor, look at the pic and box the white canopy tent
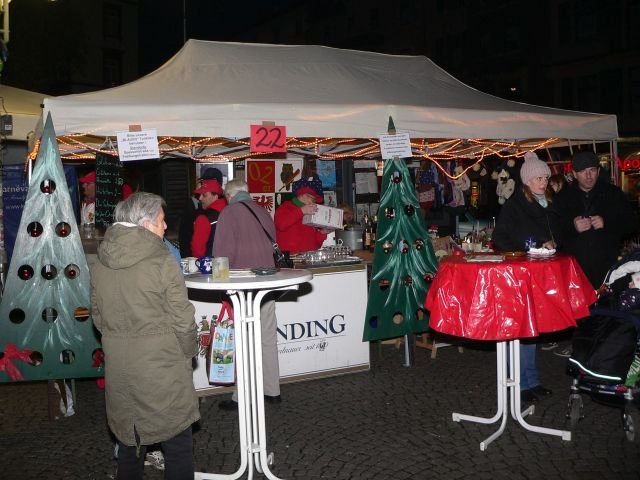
[43,39,617,143]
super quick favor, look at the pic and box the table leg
[196,286,298,480]
[509,340,572,441]
[452,340,570,451]
[195,292,249,480]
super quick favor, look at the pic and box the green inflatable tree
[363,151,438,342]
[0,114,102,382]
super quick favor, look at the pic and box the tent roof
[0,84,45,142]
[43,39,617,142]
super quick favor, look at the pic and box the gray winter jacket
[90,223,199,446]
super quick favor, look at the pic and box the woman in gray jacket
[91,192,199,480]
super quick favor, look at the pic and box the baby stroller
[565,250,640,441]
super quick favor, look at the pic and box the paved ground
[1,339,640,480]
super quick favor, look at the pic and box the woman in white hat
[493,151,562,404]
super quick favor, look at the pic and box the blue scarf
[229,190,252,205]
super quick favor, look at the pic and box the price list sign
[95,152,123,229]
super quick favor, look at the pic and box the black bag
[272,243,291,269]
[241,202,292,269]
[569,308,639,382]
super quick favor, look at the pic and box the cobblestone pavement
[1,341,640,479]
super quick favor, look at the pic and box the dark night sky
[139,0,296,75]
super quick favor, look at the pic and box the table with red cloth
[425,253,597,450]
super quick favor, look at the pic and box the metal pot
[335,227,363,251]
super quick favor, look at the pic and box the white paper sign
[379,132,412,160]
[116,129,160,162]
[355,172,378,194]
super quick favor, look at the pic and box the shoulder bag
[240,202,291,268]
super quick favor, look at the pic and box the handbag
[240,202,292,268]
[208,300,236,385]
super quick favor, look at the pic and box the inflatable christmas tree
[0,114,102,382]
[363,127,438,342]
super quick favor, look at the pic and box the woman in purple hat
[275,177,329,253]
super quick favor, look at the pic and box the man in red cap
[78,170,97,225]
[179,167,224,257]
[190,179,226,257]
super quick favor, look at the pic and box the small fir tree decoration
[363,120,438,342]
[0,114,102,382]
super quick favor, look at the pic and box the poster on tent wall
[245,159,303,217]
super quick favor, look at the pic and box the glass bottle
[369,215,378,252]
[362,213,371,250]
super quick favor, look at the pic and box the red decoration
[246,160,276,193]
[252,194,275,213]
[0,343,34,381]
[91,349,104,368]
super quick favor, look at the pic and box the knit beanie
[572,151,599,172]
[520,151,551,185]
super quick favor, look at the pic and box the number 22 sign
[250,124,287,153]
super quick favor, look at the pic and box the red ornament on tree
[27,222,43,237]
[18,265,34,280]
[56,222,71,237]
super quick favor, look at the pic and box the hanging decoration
[36,130,562,181]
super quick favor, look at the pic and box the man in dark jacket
[213,179,282,410]
[558,151,639,289]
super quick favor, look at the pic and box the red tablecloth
[425,253,597,341]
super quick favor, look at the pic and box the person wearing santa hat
[274,177,329,254]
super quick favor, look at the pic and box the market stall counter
[426,252,596,450]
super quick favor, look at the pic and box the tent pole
[611,140,619,186]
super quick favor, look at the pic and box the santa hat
[292,177,324,203]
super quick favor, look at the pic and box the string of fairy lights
[28,133,563,181]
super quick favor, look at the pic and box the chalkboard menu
[95,152,123,229]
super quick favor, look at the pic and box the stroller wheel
[566,394,584,429]
[622,406,638,442]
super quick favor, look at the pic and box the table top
[185,268,312,291]
[425,253,597,341]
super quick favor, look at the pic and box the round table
[186,268,312,480]
[425,253,596,450]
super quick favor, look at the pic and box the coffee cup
[213,257,229,280]
[180,258,190,274]
[195,256,214,275]
[181,257,198,274]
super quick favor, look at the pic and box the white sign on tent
[379,132,412,160]
[116,129,160,162]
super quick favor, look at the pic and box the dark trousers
[116,426,194,480]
